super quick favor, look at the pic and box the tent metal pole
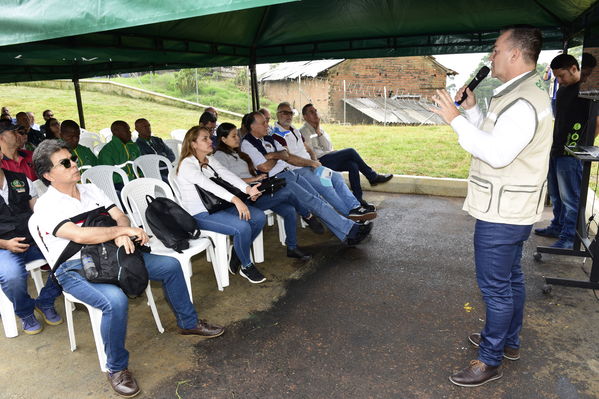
[249,63,260,111]
[72,78,86,129]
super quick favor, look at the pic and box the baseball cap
[314,166,333,187]
[0,123,20,134]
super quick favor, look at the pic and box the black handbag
[195,163,249,214]
[258,176,286,196]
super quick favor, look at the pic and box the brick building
[259,56,456,124]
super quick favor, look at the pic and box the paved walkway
[2,193,598,398]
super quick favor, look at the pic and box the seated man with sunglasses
[32,139,225,397]
[0,121,37,181]
[0,148,63,335]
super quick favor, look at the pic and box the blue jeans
[474,220,532,366]
[253,188,300,248]
[547,156,582,241]
[193,206,266,267]
[54,252,198,372]
[0,245,62,318]
[319,148,377,201]
[291,167,360,216]
[277,171,355,240]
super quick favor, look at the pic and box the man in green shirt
[98,120,141,188]
[60,120,98,169]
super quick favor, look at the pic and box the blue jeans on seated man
[547,156,582,243]
[319,148,378,202]
[474,220,532,367]
[285,168,360,216]
[193,206,266,268]
[54,253,199,372]
[0,245,62,318]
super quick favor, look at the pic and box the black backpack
[53,207,150,298]
[144,196,201,253]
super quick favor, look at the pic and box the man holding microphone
[431,25,553,386]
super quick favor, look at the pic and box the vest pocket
[498,185,543,218]
[467,176,493,213]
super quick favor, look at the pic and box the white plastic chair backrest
[164,139,182,164]
[170,129,187,141]
[81,166,129,210]
[131,130,139,141]
[32,179,48,197]
[167,169,183,204]
[99,127,112,141]
[80,130,103,142]
[93,143,106,156]
[120,178,174,235]
[79,136,101,149]
[28,214,52,265]
[133,154,173,180]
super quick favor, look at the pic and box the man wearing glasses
[0,122,37,181]
[0,148,63,335]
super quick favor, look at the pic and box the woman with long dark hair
[213,122,372,248]
[175,126,267,283]
[44,117,60,139]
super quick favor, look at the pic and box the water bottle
[81,254,98,279]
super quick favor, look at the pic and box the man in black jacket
[0,156,62,335]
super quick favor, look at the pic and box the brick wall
[327,57,448,122]
[261,79,330,121]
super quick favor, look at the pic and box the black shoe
[359,200,376,212]
[348,206,377,221]
[287,247,312,261]
[345,221,374,246]
[302,215,325,234]
[239,263,266,284]
[228,249,241,275]
[369,173,393,186]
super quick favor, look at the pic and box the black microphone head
[477,66,490,80]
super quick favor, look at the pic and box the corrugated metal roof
[343,97,445,125]
[259,59,345,81]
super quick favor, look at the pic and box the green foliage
[174,69,197,95]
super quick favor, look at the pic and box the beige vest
[463,71,554,225]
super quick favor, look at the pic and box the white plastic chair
[164,139,182,166]
[32,178,48,197]
[120,178,223,298]
[98,128,112,142]
[133,154,173,181]
[0,258,45,338]
[27,213,164,372]
[92,143,105,156]
[78,135,102,150]
[81,165,128,205]
[170,129,187,142]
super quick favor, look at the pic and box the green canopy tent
[2,0,599,126]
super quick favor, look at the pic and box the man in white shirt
[270,102,376,220]
[299,103,393,206]
[431,26,553,387]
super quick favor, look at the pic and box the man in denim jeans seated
[33,139,224,398]
[0,156,62,335]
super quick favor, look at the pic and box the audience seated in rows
[175,126,267,284]
[299,103,393,205]
[0,122,37,181]
[32,139,224,397]
[0,157,62,335]
[246,106,375,221]
[213,122,373,250]
[60,120,98,168]
[98,120,140,189]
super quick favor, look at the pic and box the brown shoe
[107,369,140,398]
[449,360,502,387]
[179,319,225,338]
[468,333,520,361]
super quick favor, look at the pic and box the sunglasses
[52,154,78,169]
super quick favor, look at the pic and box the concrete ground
[1,193,599,399]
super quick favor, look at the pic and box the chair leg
[145,283,164,333]
[29,269,44,296]
[87,306,108,372]
[252,230,265,264]
[0,289,18,338]
[276,215,287,246]
[176,255,194,303]
[64,295,77,352]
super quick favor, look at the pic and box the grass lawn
[2,84,473,178]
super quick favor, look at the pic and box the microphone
[455,66,490,106]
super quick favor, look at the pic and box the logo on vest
[10,179,26,193]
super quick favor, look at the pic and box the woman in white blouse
[176,126,266,284]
